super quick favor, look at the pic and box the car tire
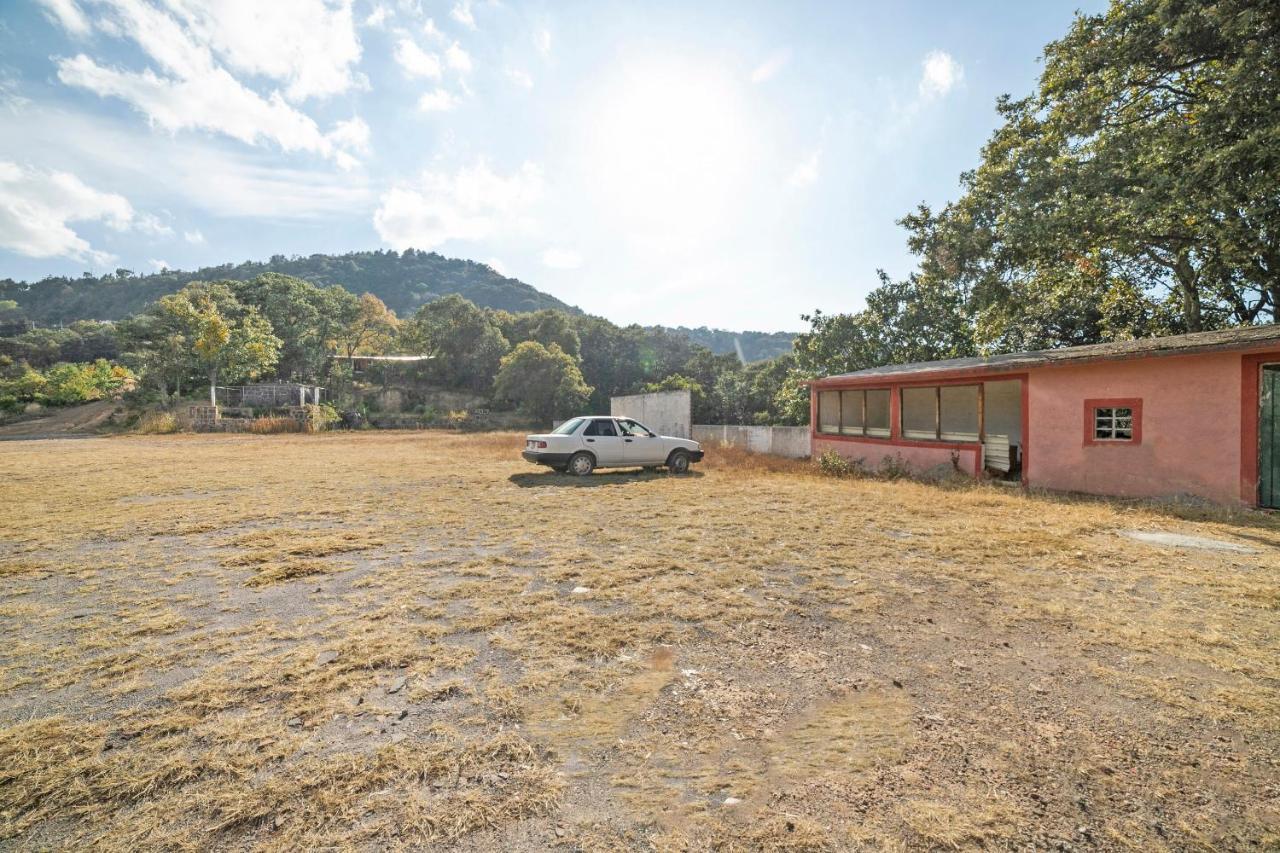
[667,450,690,474]
[567,452,595,476]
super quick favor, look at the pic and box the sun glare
[578,56,764,247]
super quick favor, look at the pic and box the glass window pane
[818,391,839,434]
[902,387,936,439]
[866,389,890,436]
[840,391,863,435]
[940,385,979,440]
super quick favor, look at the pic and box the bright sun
[578,55,764,247]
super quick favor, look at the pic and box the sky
[0,0,1104,332]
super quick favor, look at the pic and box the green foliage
[0,249,576,325]
[656,326,795,362]
[303,403,342,432]
[400,295,509,392]
[119,281,281,402]
[0,358,135,410]
[790,0,1279,394]
[815,450,864,478]
[493,341,592,424]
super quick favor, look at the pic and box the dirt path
[0,400,115,440]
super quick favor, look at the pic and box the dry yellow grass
[1,431,1278,850]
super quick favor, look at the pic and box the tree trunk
[209,368,218,406]
[1174,250,1203,332]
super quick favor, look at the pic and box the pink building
[809,326,1280,507]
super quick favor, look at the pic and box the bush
[879,453,911,480]
[136,411,179,434]
[249,416,302,434]
[303,403,341,432]
[816,450,864,478]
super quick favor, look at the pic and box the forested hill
[658,326,795,362]
[0,250,577,324]
[1,249,796,359]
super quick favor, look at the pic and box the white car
[522,416,704,475]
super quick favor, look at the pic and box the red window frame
[1083,398,1142,446]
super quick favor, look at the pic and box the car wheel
[567,452,595,476]
[667,450,690,474]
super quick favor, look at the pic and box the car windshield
[550,417,585,435]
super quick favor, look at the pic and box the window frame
[898,383,984,444]
[1082,398,1143,446]
[815,388,892,438]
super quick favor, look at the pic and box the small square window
[1094,407,1134,441]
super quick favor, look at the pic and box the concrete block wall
[611,390,691,438]
[692,424,812,459]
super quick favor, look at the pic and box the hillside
[0,250,578,324]
[0,250,796,359]
[658,325,795,362]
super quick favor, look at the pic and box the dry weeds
[1,431,1278,850]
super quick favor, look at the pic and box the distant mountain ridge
[0,249,795,359]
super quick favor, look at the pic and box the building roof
[816,324,1280,386]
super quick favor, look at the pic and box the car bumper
[522,450,573,466]
[689,450,704,462]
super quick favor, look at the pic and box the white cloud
[485,257,507,276]
[134,211,173,236]
[162,0,364,102]
[0,161,153,264]
[750,48,791,84]
[450,0,475,29]
[786,147,821,188]
[38,0,92,36]
[422,18,444,41]
[149,257,169,270]
[50,0,369,168]
[918,50,963,99]
[184,229,205,244]
[373,160,544,251]
[393,38,442,78]
[445,42,472,74]
[364,3,391,27]
[533,26,551,56]
[541,247,582,270]
[506,68,533,90]
[416,88,458,112]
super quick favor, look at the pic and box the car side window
[584,419,617,437]
[619,419,653,437]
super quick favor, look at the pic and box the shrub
[816,450,864,478]
[249,416,302,434]
[136,411,179,434]
[446,409,470,428]
[303,403,341,433]
[879,453,911,480]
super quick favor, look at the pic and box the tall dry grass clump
[248,416,302,434]
[135,411,179,434]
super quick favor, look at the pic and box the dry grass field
[1,431,1278,851]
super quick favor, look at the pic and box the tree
[494,309,582,360]
[493,341,592,424]
[125,282,280,404]
[905,0,1280,344]
[229,273,333,381]
[332,292,399,359]
[400,295,509,391]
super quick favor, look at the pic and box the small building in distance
[810,325,1280,507]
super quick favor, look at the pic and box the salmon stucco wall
[1027,352,1244,503]
[813,437,980,477]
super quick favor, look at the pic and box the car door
[581,418,626,465]
[617,418,666,464]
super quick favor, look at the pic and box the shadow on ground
[508,469,705,488]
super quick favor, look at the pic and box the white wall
[611,390,692,438]
[692,425,812,458]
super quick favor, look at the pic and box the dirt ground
[1,432,1277,851]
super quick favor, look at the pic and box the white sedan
[522,416,704,475]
